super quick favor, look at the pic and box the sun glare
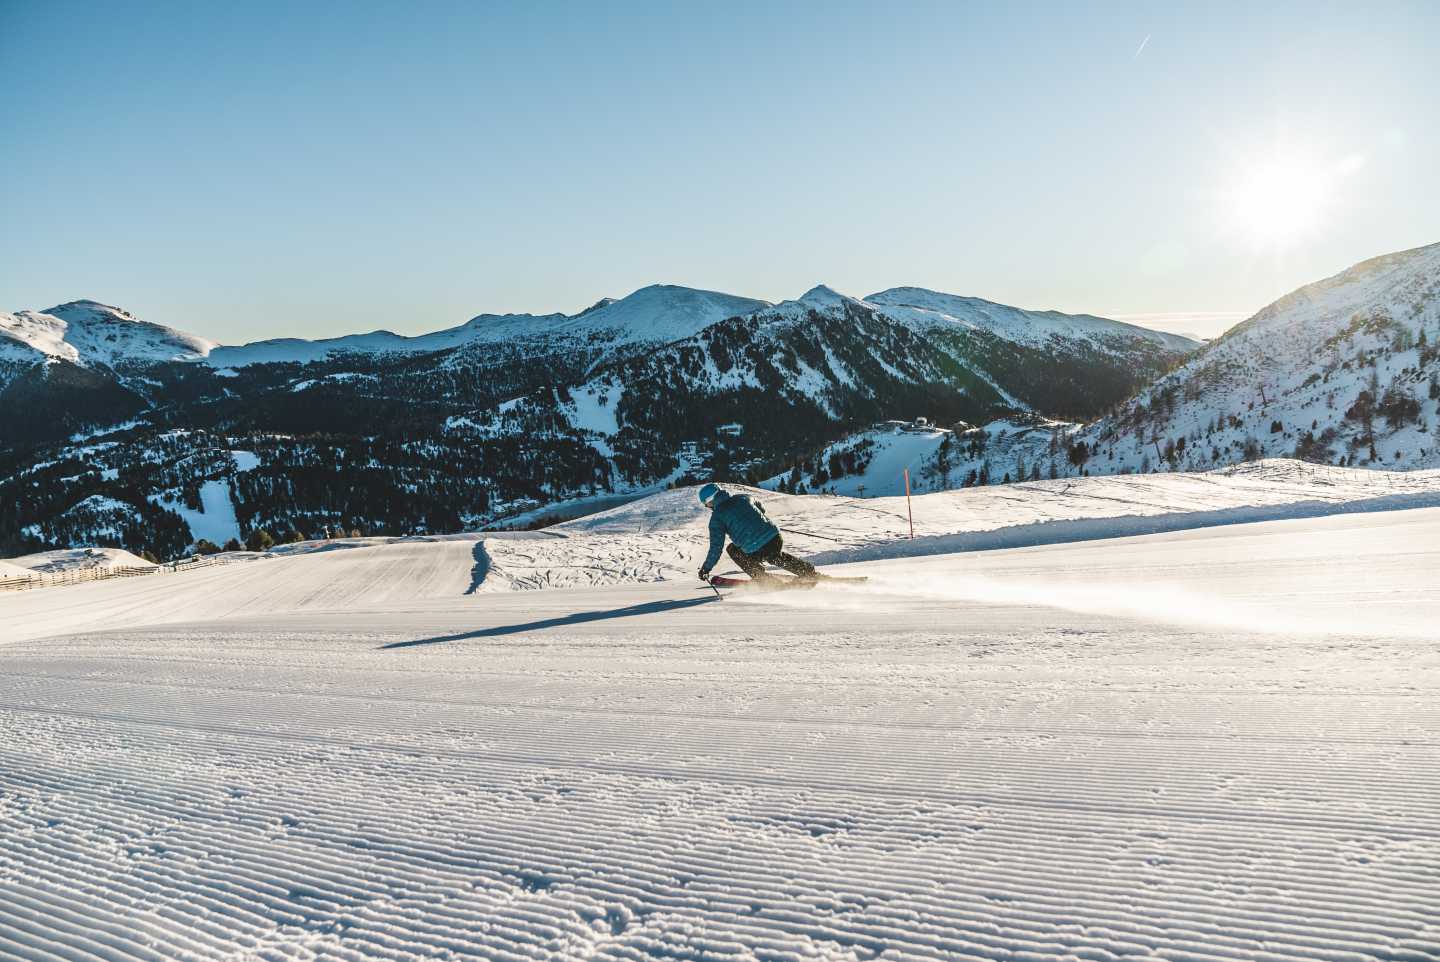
[1218,149,1363,251]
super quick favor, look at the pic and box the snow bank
[8,546,156,574]
[574,459,1440,542]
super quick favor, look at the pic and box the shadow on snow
[380,596,717,650]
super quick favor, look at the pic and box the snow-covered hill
[1082,241,1440,473]
[0,300,216,368]
[8,545,156,574]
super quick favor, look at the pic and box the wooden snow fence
[0,554,230,593]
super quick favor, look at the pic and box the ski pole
[778,525,846,543]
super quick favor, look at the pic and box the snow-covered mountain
[1079,240,1440,474]
[778,242,1440,494]
[3,283,1189,380]
[0,300,216,368]
[0,286,775,451]
[1,286,769,383]
[0,300,214,449]
[865,286,1197,353]
[458,283,1199,455]
[206,285,770,368]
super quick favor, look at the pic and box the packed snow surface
[0,501,1435,960]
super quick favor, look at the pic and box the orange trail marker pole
[903,468,914,539]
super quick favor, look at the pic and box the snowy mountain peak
[43,299,137,321]
[797,284,850,307]
[1,300,216,367]
[551,284,770,344]
[597,283,767,317]
[757,285,868,323]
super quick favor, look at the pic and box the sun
[1218,148,1362,251]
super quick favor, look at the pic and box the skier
[697,482,818,585]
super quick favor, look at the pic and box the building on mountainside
[873,418,953,435]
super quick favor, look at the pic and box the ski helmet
[697,482,721,507]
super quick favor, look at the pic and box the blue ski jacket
[702,489,779,571]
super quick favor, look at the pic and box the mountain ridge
[3,283,1198,373]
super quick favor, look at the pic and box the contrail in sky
[1133,33,1151,59]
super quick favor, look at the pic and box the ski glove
[699,567,712,581]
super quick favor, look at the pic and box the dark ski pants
[726,534,816,580]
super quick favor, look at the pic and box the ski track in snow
[1,503,1438,960]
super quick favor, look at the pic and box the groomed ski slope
[1,487,1438,959]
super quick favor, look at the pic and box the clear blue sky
[3,0,1437,342]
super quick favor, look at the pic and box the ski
[709,574,816,592]
[709,573,868,592]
